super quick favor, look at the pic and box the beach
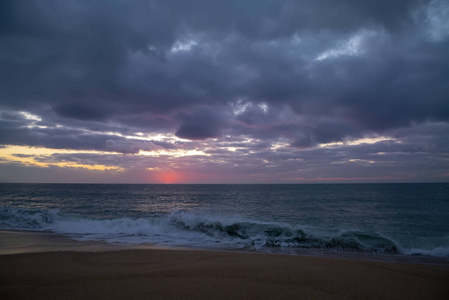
[1,241,449,299]
[1,183,449,299]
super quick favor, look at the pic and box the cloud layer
[0,0,448,183]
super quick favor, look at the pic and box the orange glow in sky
[158,171,183,184]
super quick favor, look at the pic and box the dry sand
[1,249,448,300]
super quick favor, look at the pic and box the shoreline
[1,229,448,266]
[1,248,449,299]
[1,230,449,299]
[0,229,180,255]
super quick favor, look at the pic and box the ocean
[1,183,448,261]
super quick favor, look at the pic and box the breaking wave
[1,206,449,257]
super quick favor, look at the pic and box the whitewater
[1,183,448,259]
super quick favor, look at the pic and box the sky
[0,0,448,184]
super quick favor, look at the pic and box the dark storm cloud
[0,111,174,154]
[0,0,448,182]
[175,107,229,140]
[53,103,111,121]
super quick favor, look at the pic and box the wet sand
[1,248,448,300]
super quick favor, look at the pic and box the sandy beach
[1,247,448,300]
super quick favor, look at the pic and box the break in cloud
[0,0,448,183]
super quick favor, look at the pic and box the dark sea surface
[1,183,448,260]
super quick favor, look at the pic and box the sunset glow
[1,3,448,297]
[157,171,184,184]
[0,1,448,183]
[0,146,123,172]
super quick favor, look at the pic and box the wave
[1,206,449,257]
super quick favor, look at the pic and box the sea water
[1,183,448,260]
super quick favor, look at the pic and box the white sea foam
[1,206,449,257]
[407,246,449,257]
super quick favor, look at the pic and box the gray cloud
[0,0,448,182]
[175,107,229,140]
